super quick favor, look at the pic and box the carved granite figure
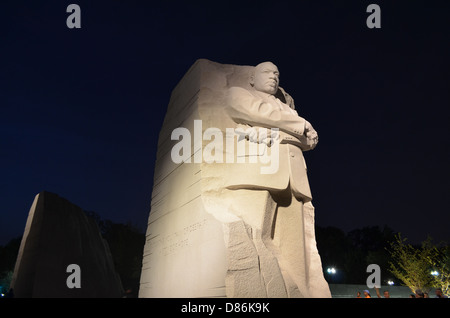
[139,59,330,298]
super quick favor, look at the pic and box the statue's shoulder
[277,87,296,110]
[227,86,256,98]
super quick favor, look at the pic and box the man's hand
[235,125,279,146]
[304,121,318,145]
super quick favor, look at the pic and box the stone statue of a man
[139,59,330,298]
[222,61,328,297]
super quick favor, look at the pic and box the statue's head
[250,62,280,95]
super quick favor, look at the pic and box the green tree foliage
[428,243,450,296]
[387,234,449,295]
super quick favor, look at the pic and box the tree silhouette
[84,211,145,297]
[316,225,397,285]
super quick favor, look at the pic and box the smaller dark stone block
[11,191,123,297]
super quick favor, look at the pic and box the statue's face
[251,62,280,95]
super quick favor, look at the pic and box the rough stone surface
[139,59,330,298]
[11,191,123,298]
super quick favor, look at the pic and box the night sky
[1,1,449,246]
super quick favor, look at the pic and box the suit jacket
[222,86,317,202]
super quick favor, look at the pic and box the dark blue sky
[1,0,449,245]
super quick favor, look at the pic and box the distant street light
[431,270,439,276]
[387,280,395,286]
[327,267,336,275]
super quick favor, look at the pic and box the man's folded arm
[225,87,307,139]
